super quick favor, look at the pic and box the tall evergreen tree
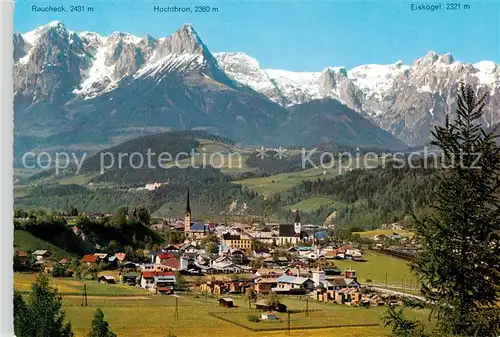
[13,273,74,337]
[406,83,500,336]
[87,308,116,337]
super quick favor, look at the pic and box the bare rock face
[14,21,90,106]
[14,21,499,151]
[217,50,500,146]
[13,22,288,151]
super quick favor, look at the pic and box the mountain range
[13,21,499,155]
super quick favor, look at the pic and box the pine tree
[408,83,500,336]
[13,273,74,337]
[13,292,34,337]
[87,308,116,337]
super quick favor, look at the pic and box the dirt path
[63,295,151,300]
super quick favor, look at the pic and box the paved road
[368,286,426,301]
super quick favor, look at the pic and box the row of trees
[14,273,116,337]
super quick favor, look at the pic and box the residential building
[98,275,116,284]
[81,254,100,265]
[272,275,315,294]
[154,274,176,294]
[33,250,51,261]
[222,233,252,250]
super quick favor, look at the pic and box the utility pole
[401,277,404,293]
[287,311,291,335]
[81,283,87,307]
[305,297,309,317]
[385,272,388,288]
[175,297,179,319]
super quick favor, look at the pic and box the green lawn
[14,273,150,296]
[15,274,433,337]
[216,306,382,330]
[57,173,96,185]
[14,230,76,259]
[61,294,393,337]
[332,251,419,288]
[353,229,414,238]
[235,158,382,196]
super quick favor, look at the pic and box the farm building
[255,299,287,312]
[261,311,278,320]
[218,297,234,308]
[98,275,116,284]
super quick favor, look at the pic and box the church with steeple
[184,189,210,238]
[278,209,306,245]
[184,189,192,234]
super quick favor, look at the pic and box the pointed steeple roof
[295,209,300,223]
[185,189,191,214]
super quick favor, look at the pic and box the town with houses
[16,190,418,313]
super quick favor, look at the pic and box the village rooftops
[276,275,312,285]
[114,253,126,261]
[222,233,242,241]
[295,246,314,251]
[161,258,181,269]
[278,224,300,237]
[153,275,176,282]
[81,254,99,263]
[190,223,207,231]
[33,250,50,256]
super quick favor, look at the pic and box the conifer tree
[13,273,74,337]
[87,308,116,337]
[394,83,500,336]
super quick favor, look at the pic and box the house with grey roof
[272,275,315,294]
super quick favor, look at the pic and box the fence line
[208,311,380,332]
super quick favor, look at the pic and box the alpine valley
[14,21,500,158]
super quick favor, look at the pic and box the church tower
[184,189,191,235]
[294,209,301,234]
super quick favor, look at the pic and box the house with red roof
[154,253,175,265]
[114,253,126,262]
[81,254,100,265]
[161,258,181,271]
[16,251,27,264]
[140,271,176,291]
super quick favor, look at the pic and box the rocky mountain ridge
[215,51,500,145]
[14,21,497,150]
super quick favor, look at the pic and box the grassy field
[235,158,382,196]
[332,251,418,288]
[353,229,414,238]
[15,273,433,337]
[14,230,75,259]
[62,293,393,337]
[286,197,335,212]
[14,273,150,296]
[216,306,381,330]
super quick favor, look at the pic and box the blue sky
[14,0,500,71]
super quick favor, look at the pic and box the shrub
[366,279,373,283]
[247,314,259,322]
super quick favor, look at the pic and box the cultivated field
[332,251,418,288]
[352,229,414,238]
[14,272,433,337]
[14,273,149,296]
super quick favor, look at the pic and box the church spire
[295,209,300,223]
[185,188,191,215]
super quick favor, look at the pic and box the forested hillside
[263,163,439,229]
